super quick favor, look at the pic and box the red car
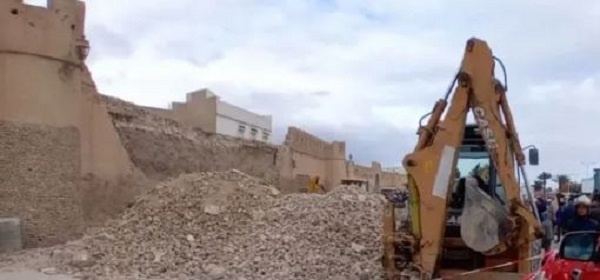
[524,231,600,280]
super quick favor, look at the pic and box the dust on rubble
[0,170,387,280]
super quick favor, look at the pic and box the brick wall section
[0,121,84,248]
[79,172,150,227]
[116,127,279,182]
[278,127,347,191]
[100,95,279,183]
[350,162,406,192]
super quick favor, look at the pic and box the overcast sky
[32,0,600,180]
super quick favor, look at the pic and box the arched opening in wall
[23,0,49,8]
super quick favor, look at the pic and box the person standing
[535,196,553,250]
[564,195,599,233]
[554,195,567,241]
[307,176,322,193]
[589,193,600,222]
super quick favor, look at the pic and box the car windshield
[562,233,598,261]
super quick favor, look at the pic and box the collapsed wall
[101,95,280,184]
[13,170,386,280]
[0,0,146,247]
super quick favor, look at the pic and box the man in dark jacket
[554,195,568,241]
[564,195,600,233]
[559,198,576,229]
[589,193,600,222]
[535,196,553,249]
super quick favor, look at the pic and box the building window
[250,127,258,137]
[238,124,246,134]
[262,131,270,141]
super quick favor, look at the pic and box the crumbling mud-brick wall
[0,0,146,245]
[277,127,347,192]
[79,69,148,227]
[101,95,279,183]
[348,161,407,193]
[0,121,84,248]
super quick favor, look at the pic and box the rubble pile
[50,170,386,280]
[234,186,386,280]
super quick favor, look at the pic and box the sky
[26,0,600,181]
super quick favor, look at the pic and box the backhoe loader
[382,38,544,280]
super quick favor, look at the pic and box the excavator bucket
[460,176,510,253]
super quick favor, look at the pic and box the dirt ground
[0,268,74,280]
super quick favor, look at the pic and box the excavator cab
[444,124,503,270]
[442,125,540,273]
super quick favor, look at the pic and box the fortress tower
[0,0,141,248]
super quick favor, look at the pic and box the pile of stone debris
[15,170,387,280]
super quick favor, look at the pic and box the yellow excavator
[307,176,326,193]
[382,38,544,280]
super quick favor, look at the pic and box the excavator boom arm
[383,38,542,279]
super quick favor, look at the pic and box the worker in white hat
[564,195,599,233]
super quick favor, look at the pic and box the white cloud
[83,0,600,176]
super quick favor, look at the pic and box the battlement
[0,0,88,64]
[284,127,346,160]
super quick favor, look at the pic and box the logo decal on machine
[473,106,498,151]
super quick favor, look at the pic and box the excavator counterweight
[382,38,543,280]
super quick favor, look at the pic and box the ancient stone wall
[380,170,406,188]
[0,121,84,248]
[277,127,347,192]
[0,0,146,245]
[0,0,136,179]
[0,0,404,250]
[101,95,279,183]
[349,162,406,192]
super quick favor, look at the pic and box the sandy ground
[0,268,74,280]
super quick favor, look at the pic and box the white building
[169,89,273,143]
[216,98,272,142]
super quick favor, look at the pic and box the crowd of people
[535,192,600,249]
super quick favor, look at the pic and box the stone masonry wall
[100,95,279,183]
[0,121,84,248]
[277,127,347,192]
[0,0,145,241]
[350,162,406,192]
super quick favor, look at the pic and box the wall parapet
[284,127,345,160]
[0,0,87,65]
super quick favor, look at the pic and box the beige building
[151,89,273,143]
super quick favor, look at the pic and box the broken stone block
[204,205,222,215]
[40,267,58,275]
[0,218,22,253]
[70,252,95,268]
